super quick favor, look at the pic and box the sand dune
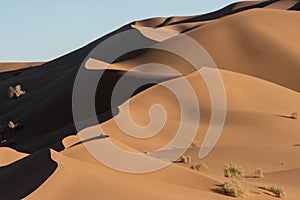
[0,62,43,73]
[0,147,27,166]
[1,0,300,199]
[110,9,300,92]
[25,148,224,200]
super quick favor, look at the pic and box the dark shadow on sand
[0,149,57,200]
[289,2,300,10]
[275,115,297,120]
[69,135,109,148]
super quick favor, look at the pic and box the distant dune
[1,0,300,199]
[0,62,44,73]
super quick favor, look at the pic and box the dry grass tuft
[224,162,245,180]
[290,112,297,119]
[190,140,200,148]
[221,181,247,198]
[179,155,192,164]
[261,185,286,198]
[8,121,19,130]
[8,84,26,98]
[254,168,264,178]
[191,162,208,172]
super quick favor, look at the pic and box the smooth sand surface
[1,0,300,199]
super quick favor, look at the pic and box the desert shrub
[191,162,208,172]
[0,139,7,144]
[8,84,26,98]
[222,181,246,198]
[261,185,286,198]
[190,140,200,148]
[186,155,192,164]
[290,112,297,119]
[224,162,245,180]
[179,155,192,164]
[8,86,15,98]
[254,168,264,178]
[14,85,26,97]
[0,139,16,146]
[8,121,19,130]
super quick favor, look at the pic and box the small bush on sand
[186,155,192,164]
[254,168,264,178]
[179,155,192,164]
[191,162,208,172]
[261,185,286,198]
[190,140,200,148]
[222,181,246,198]
[8,121,19,130]
[0,139,7,144]
[0,139,16,147]
[8,87,15,98]
[290,112,297,120]
[8,84,26,98]
[224,162,245,180]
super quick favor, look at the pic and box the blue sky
[0,0,240,62]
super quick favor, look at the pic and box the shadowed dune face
[290,1,300,10]
[0,149,57,199]
[1,0,300,199]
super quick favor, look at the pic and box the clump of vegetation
[290,112,297,120]
[179,155,192,164]
[224,162,245,180]
[8,86,15,98]
[190,140,200,148]
[261,185,286,198]
[8,121,19,130]
[0,139,7,144]
[254,168,264,178]
[221,180,247,198]
[191,162,208,172]
[8,84,26,98]
[0,139,16,147]
[187,156,192,164]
